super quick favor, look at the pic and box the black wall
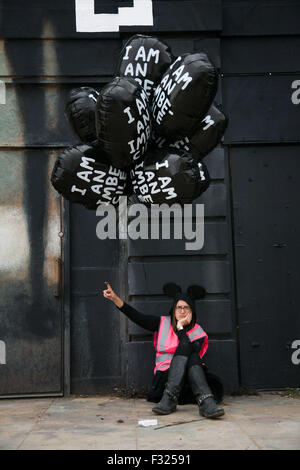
[222,0,300,389]
[0,0,299,397]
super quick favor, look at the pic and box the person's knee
[187,351,202,368]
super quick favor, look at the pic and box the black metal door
[0,151,64,397]
[231,145,300,389]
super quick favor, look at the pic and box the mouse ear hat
[163,282,182,298]
[163,283,206,315]
[187,285,206,300]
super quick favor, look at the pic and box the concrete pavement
[0,392,300,450]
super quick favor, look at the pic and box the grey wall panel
[203,339,239,393]
[70,295,122,385]
[222,0,300,36]
[128,222,229,256]
[128,299,232,336]
[128,260,231,295]
[125,341,155,393]
[70,205,118,268]
[203,147,225,180]
[222,37,300,74]
[193,38,221,69]
[223,75,300,143]
[71,267,117,295]
[194,183,227,216]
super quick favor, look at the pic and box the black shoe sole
[200,408,225,419]
[152,406,177,415]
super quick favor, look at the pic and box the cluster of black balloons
[51,35,228,209]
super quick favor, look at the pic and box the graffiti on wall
[75,0,154,32]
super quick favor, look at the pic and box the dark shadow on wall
[1,1,79,338]
[0,2,124,386]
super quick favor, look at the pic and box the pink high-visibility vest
[153,315,209,373]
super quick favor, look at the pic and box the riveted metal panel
[231,145,300,388]
[223,75,300,143]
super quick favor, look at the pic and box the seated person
[103,281,224,419]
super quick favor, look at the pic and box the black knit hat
[163,282,206,315]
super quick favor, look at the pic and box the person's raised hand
[103,281,115,300]
[102,282,123,308]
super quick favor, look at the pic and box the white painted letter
[0,340,6,364]
[291,340,300,365]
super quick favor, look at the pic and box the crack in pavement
[17,398,56,450]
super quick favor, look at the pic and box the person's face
[174,300,192,322]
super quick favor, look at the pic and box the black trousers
[147,341,224,404]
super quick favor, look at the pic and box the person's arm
[190,336,205,354]
[177,327,205,353]
[177,329,193,353]
[102,282,160,332]
[118,302,160,332]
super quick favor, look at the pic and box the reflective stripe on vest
[153,316,209,373]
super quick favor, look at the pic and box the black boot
[152,355,188,415]
[188,364,225,419]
